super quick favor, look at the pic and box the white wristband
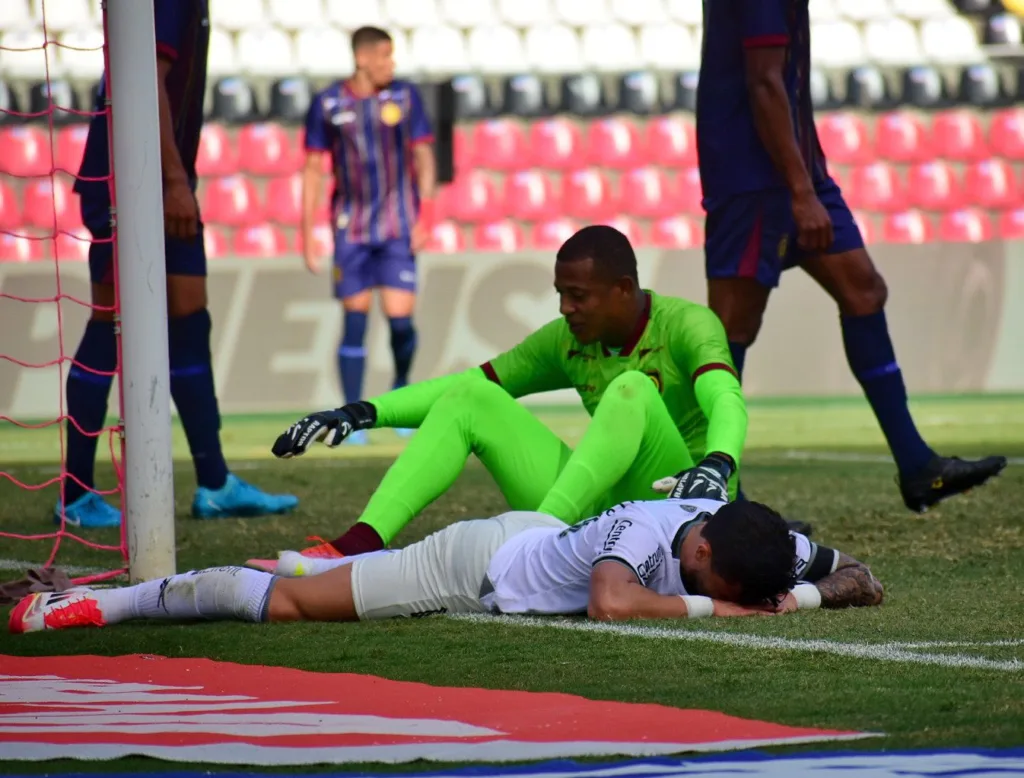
[792,583,822,610]
[680,595,715,619]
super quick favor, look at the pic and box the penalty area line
[781,450,1024,466]
[448,614,1024,673]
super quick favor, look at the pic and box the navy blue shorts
[333,234,416,299]
[704,177,864,289]
[87,223,207,284]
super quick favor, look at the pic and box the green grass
[1,395,1023,774]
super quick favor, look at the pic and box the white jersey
[480,499,838,616]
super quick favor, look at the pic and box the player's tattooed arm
[815,553,884,609]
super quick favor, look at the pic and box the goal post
[105,0,176,583]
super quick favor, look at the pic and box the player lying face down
[10,498,882,634]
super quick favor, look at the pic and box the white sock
[93,567,275,624]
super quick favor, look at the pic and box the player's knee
[835,256,888,316]
[436,373,512,415]
[605,370,659,403]
[721,308,765,347]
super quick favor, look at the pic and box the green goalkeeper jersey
[480,291,743,464]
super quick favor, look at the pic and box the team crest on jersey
[380,101,403,126]
[777,234,789,258]
[333,266,343,283]
[645,370,663,393]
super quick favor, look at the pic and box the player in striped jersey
[301,26,436,444]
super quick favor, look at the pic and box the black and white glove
[652,453,734,502]
[271,401,377,459]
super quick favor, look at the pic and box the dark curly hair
[556,225,640,283]
[702,501,798,607]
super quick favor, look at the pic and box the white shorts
[350,511,565,620]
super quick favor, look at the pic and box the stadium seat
[0,232,44,262]
[997,207,1024,240]
[849,163,906,213]
[269,77,313,124]
[559,73,608,117]
[620,167,675,219]
[474,219,526,252]
[0,79,21,126]
[581,24,639,73]
[440,0,498,26]
[295,27,354,77]
[984,12,1022,45]
[466,25,526,76]
[602,215,645,247]
[294,223,334,258]
[27,79,80,127]
[954,0,996,11]
[411,25,469,73]
[201,175,264,227]
[651,215,702,249]
[881,210,935,244]
[933,110,988,161]
[963,159,1019,209]
[265,174,305,227]
[875,112,932,163]
[238,123,298,177]
[958,63,1007,109]
[22,177,80,231]
[562,169,615,221]
[525,24,582,74]
[427,220,466,253]
[195,124,238,178]
[0,1,29,30]
[237,27,295,77]
[892,0,956,20]
[209,77,259,125]
[835,0,891,22]
[989,108,1024,160]
[845,66,893,110]
[817,113,871,165]
[555,0,610,25]
[530,217,579,250]
[919,17,984,64]
[57,28,104,80]
[446,171,499,223]
[503,170,556,221]
[0,28,49,81]
[529,118,584,170]
[901,65,949,109]
[452,74,492,119]
[453,125,471,168]
[864,18,923,66]
[52,226,91,262]
[645,116,697,167]
[665,0,701,24]
[906,161,963,212]
[471,119,527,171]
[500,74,549,117]
[55,124,89,173]
[587,118,641,170]
[675,167,704,215]
[232,224,289,258]
[617,71,659,115]
[325,0,388,29]
[938,208,994,243]
[669,71,699,112]
[203,226,230,260]
[206,27,240,79]
[851,210,877,245]
[497,0,554,26]
[385,0,441,28]
[210,0,267,30]
[810,68,841,111]
[611,0,666,24]
[811,22,866,69]
[0,180,20,231]
[638,23,700,71]
[0,125,51,176]
[267,0,324,30]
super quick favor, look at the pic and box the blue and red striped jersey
[304,80,434,244]
[697,0,828,209]
[75,0,209,232]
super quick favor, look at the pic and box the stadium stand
[2,0,1024,256]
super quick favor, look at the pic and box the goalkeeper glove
[652,453,734,502]
[271,401,377,459]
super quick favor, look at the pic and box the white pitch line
[0,559,112,577]
[782,450,1024,466]
[449,615,1024,673]
[889,639,1024,649]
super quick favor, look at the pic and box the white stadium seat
[31,0,91,31]
[811,21,866,68]
[836,0,893,22]
[864,18,924,65]
[554,0,611,26]
[58,27,104,80]
[498,0,554,27]
[639,23,700,71]
[610,0,667,25]
[410,25,469,74]
[439,0,498,27]
[294,26,353,76]
[467,24,526,74]
[665,0,702,26]
[389,29,414,75]
[581,23,639,73]
[921,16,984,63]
[0,28,51,79]
[267,0,324,31]
[385,0,441,29]
[237,27,295,76]
[0,0,30,31]
[809,0,842,23]
[209,0,266,32]
[891,0,955,20]
[325,0,389,30]
[525,24,581,74]
[206,26,239,78]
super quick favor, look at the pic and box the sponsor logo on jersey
[602,519,634,552]
[778,235,789,258]
[636,549,665,585]
[380,101,403,126]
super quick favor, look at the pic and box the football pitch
[1,394,1023,774]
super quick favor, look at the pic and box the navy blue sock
[63,320,116,505]
[168,309,228,490]
[338,310,368,404]
[389,316,417,389]
[841,311,934,476]
[728,341,747,383]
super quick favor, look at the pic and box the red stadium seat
[238,122,299,176]
[474,219,526,252]
[874,112,932,163]
[998,207,1024,239]
[651,215,703,248]
[644,116,697,167]
[294,223,334,258]
[195,124,238,178]
[528,118,585,171]
[620,167,675,219]
[0,180,20,230]
[22,177,81,231]
[938,208,994,243]
[264,173,327,227]
[562,168,615,221]
[446,171,499,223]
[203,226,229,259]
[530,217,578,250]
[426,220,466,254]
[851,210,877,245]
[848,163,905,213]
[587,117,641,170]
[675,167,704,215]
[0,126,52,177]
[881,210,935,244]
[601,216,645,247]
[471,119,527,172]
[231,223,289,257]
[503,170,556,222]
[0,232,44,262]
[817,113,871,165]
[963,158,1019,209]
[54,125,89,174]
[932,110,988,161]
[906,161,962,212]
[200,175,263,227]
[989,108,1024,161]
[52,226,91,262]
[453,126,472,169]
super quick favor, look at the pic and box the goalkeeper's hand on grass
[271,401,377,458]
[651,453,734,502]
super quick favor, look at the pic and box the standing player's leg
[376,238,418,439]
[333,234,374,445]
[799,179,1006,511]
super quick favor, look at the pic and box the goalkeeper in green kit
[259,225,798,568]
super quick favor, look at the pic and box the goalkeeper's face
[555,257,635,345]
